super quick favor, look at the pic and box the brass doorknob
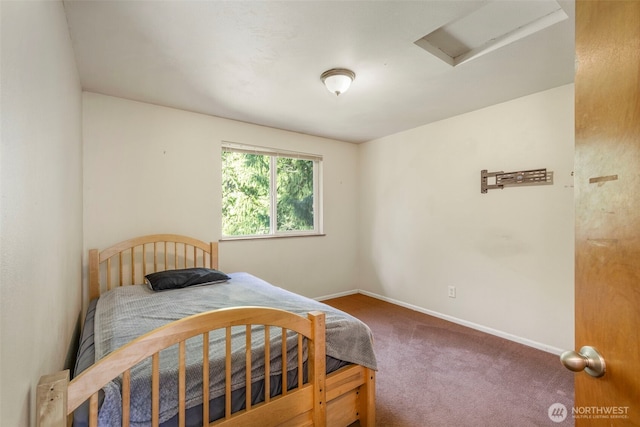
[560,346,606,378]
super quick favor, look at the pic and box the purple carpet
[324,293,575,427]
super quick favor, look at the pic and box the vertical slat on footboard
[122,370,131,427]
[152,353,160,426]
[281,328,288,396]
[225,327,232,419]
[179,341,186,427]
[245,325,252,411]
[202,332,210,427]
[89,394,98,427]
[264,327,271,403]
[297,335,303,389]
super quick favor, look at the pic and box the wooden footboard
[37,307,328,427]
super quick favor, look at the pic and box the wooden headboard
[88,234,218,300]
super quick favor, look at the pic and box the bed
[37,234,376,427]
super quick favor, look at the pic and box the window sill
[220,233,326,242]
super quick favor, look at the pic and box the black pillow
[145,268,231,291]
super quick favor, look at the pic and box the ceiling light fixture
[321,68,356,96]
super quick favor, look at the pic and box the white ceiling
[63,0,575,144]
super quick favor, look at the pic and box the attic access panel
[414,0,568,67]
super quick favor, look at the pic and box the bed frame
[37,234,375,427]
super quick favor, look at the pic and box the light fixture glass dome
[321,68,356,96]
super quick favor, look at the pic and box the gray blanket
[94,272,377,426]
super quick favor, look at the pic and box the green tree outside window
[222,147,320,237]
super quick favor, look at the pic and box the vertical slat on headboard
[164,242,168,271]
[106,259,112,291]
[210,242,218,270]
[131,247,135,286]
[193,246,197,268]
[143,244,147,277]
[89,250,100,301]
[118,252,123,287]
[174,242,178,270]
[153,242,158,272]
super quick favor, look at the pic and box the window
[221,142,322,238]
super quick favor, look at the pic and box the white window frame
[221,141,323,239]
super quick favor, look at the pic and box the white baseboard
[314,289,359,301]
[355,289,565,356]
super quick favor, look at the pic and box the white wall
[358,84,575,352]
[83,93,359,299]
[0,2,83,426]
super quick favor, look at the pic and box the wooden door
[574,0,640,425]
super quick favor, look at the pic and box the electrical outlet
[448,286,456,298]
